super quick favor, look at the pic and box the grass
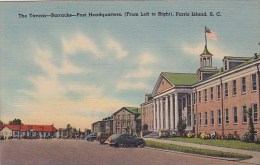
[145,140,252,159]
[168,137,260,152]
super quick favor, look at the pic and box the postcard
[0,1,259,165]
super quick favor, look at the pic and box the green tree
[9,118,22,125]
[142,123,148,131]
[248,108,255,143]
[0,120,4,125]
[177,119,187,137]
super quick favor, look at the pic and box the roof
[124,107,141,114]
[162,72,199,86]
[3,124,57,132]
[200,45,212,55]
[0,125,5,131]
[6,124,21,131]
[112,107,141,116]
[223,56,251,61]
[205,54,260,80]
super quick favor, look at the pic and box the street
[0,139,248,165]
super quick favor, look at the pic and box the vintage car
[105,133,145,147]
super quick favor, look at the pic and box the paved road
[0,139,250,165]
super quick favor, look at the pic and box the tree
[0,120,4,125]
[66,124,72,138]
[248,108,255,143]
[9,118,22,125]
[142,123,148,131]
[177,119,187,137]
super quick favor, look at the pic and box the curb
[144,146,245,162]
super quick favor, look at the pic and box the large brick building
[141,45,260,138]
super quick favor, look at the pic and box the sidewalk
[145,138,260,165]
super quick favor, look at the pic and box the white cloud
[138,53,157,65]
[124,68,154,78]
[182,43,233,59]
[16,45,134,129]
[106,39,128,59]
[116,80,149,90]
[62,33,101,57]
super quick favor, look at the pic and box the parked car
[105,134,145,147]
[84,133,97,141]
[97,132,112,144]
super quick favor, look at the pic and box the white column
[160,98,163,130]
[174,93,179,130]
[165,96,169,130]
[191,94,194,128]
[156,99,160,130]
[153,100,156,130]
[170,94,174,130]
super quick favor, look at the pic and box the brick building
[141,45,260,138]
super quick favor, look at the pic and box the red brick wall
[194,72,260,138]
[141,102,154,131]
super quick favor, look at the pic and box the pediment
[153,76,173,95]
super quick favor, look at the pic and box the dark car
[85,133,97,141]
[105,134,145,147]
[97,132,112,144]
[142,132,160,139]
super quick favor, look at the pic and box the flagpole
[205,26,207,47]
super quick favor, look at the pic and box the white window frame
[225,108,229,124]
[217,109,221,125]
[251,74,257,92]
[204,89,207,102]
[210,87,213,101]
[217,85,221,99]
[204,112,208,126]
[242,105,247,123]
[199,113,202,126]
[241,77,246,94]
[232,80,237,96]
[252,104,258,123]
[233,106,238,124]
[224,82,228,98]
[210,110,214,125]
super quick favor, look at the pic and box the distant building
[140,94,154,131]
[0,124,57,139]
[112,107,141,135]
[91,121,106,133]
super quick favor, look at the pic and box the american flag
[205,27,218,40]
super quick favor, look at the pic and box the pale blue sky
[0,1,259,129]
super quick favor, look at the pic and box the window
[117,115,120,119]
[242,105,247,123]
[205,112,208,126]
[204,89,207,102]
[252,74,257,92]
[210,87,213,101]
[232,80,237,96]
[122,115,125,120]
[199,113,202,126]
[194,114,196,125]
[211,110,214,125]
[199,91,201,103]
[224,60,228,70]
[225,109,229,124]
[217,85,221,99]
[233,107,238,124]
[193,92,196,104]
[128,114,131,119]
[253,104,258,122]
[241,77,246,94]
[224,83,228,97]
[218,109,221,125]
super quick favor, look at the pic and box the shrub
[241,132,249,142]
[186,131,195,138]
[210,131,217,139]
[200,133,211,139]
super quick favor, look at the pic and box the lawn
[145,140,252,159]
[168,137,260,151]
